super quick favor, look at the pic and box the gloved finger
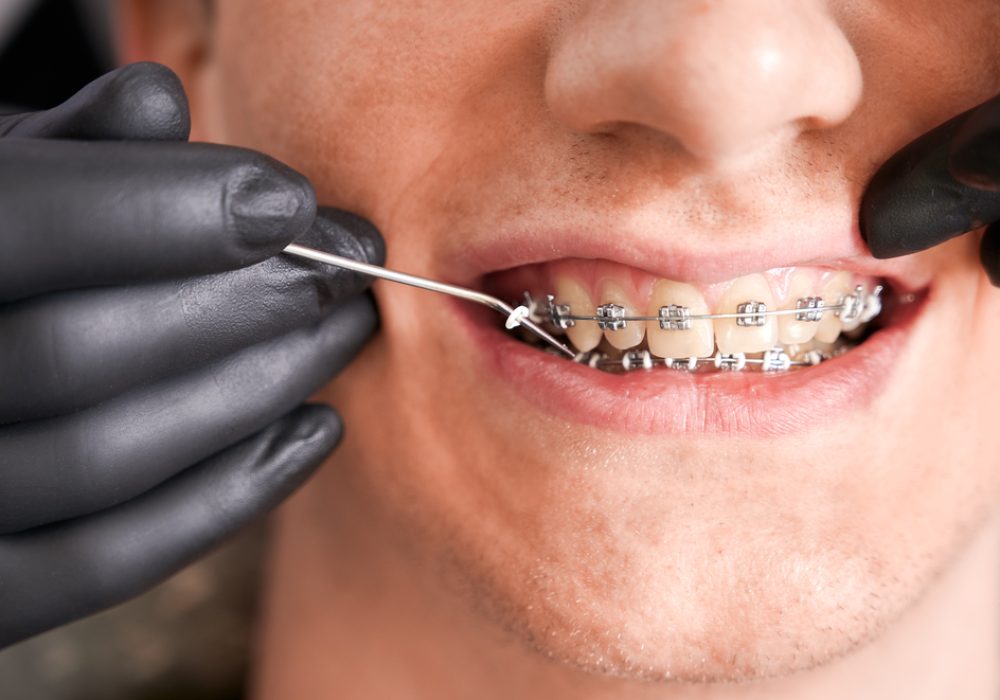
[0,295,375,534]
[860,104,1000,258]
[980,223,1000,287]
[0,62,190,141]
[0,403,339,649]
[947,93,1000,192]
[0,139,316,302]
[0,210,385,424]
[306,206,387,273]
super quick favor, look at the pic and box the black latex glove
[861,93,1000,286]
[0,63,384,648]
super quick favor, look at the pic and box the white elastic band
[505,305,530,329]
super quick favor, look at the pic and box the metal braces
[659,304,691,330]
[539,285,882,330]
[736,300,768,327]
[569,346,842,373]
[795,296,824,322]
[595,303,627,330]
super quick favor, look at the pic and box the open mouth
[438,232,931,435]
[480,259,922,375]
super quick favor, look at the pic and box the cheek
[207,0,547,232]
[888,238,1000,524]
[208,2,387,201]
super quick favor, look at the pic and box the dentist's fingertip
[228,156,317,251]
[314,208,387,266]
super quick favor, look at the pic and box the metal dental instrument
[283,243,576,358]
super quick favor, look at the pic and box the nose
[544,0,863,162]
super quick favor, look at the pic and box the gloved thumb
[860,104,1000,258]
[947,93,1000,192]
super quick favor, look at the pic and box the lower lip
[451,294,927,437]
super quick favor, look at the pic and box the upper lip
[435,215,935,295]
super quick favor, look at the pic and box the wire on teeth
[564,347,828,372]
[658,304,691,330]
[795,296,824,322]
[595,303,627,331]
[735,301,768,327]
[545,294,576,329]
[539,285,882,328]
[714,352,747,370]
[664,356,699,370]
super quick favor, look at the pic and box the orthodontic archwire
[282,243,576,357]
[534,285,883,331]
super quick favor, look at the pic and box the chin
[429,435,993,684]
[472,515,916,682]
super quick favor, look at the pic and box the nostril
[543,0,862,163]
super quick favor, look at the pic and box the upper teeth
[539,271,883,363]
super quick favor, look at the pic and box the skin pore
[121,1,1000,697]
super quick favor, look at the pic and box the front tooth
[598,280,645,350]
[554,275,602,352]
[777,270,820,345]
[645,280,714,358]
[815,271,852,343]
[714,274,778,354]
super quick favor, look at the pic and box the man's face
[183,0,1000,681]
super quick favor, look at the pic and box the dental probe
[282,243,576,358]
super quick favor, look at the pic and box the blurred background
[0,2,264,698]
[0,0,109,109]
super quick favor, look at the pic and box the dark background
[0,0,105,110]
[0,3,260,699]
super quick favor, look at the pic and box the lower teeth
[543,343,853,373]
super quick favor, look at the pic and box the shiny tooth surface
[785,337,836,358]
[555,275,602,352]
[777,270,820,345]
[599,279,645,350]
[714,274,778,354]
[815,271,852,343]
[645,280,714,358]
[784,340,816,358]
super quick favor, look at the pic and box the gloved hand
[861,93,1000,285]
[0,62,384,648]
